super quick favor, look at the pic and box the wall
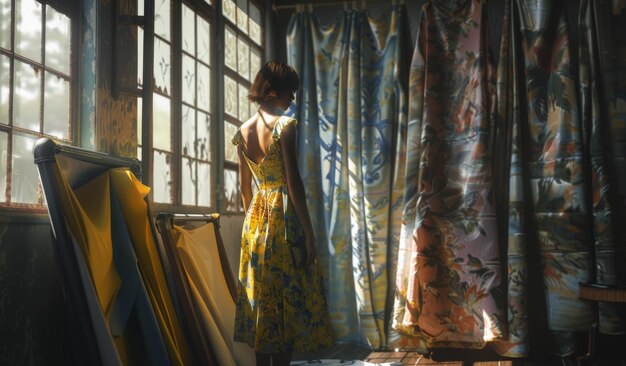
[0,216,68,365]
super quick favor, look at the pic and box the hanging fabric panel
[287,5,409,348]
[392,0,505,350]
[579,0,626,335]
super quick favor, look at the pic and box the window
[222,0,263,213]
[138,0,214,210]
[0,0,74,208]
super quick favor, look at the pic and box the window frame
[0,0,80,213]
[222,0,264,214]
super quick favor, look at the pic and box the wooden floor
[293,344,513,365]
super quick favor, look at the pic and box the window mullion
[172,0,183,207]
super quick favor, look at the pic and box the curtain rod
[272,0,405,11]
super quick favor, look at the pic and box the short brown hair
[248,61,299,103]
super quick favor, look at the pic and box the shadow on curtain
[286,4,411,349]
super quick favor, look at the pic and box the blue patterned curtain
[286,5,410,348]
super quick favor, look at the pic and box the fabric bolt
[172,222,255,366]
[578,0,626,334]
[494,0,595,357]
[286,5,410,349]
[231,116,335,353]
[392,0,505,350]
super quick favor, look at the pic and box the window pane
[182,54,195,105]
[0,131,6,202]
[224,75,237,117]
[197,161,210,206]
[154,38,171,95]
[1,0,12,50]
[224,168,239,211]
[197,111,210,161]
[236,0,248,34]
[197,17,210,63]
[45,6,71,75]
[237,38,249,80]
[197,63,210,112]
[181,105,194,157]
[0,55,9,124]
[238,83,249,121]
[224,121,238,163]
[181,157,195,205]
[153,93,171,151]
[155,0,170,41]
[181,4,195,55]
[224,27,236,71]
[138,27,144,86]
[11,133,39,204]
[15,0,42,62]
[223,0,236,25]
[137,96,142,145]
[153,150,172,203]
[13,60,41,132]
[250,49,261,82]
[249,2,262,46]
[43,72,70,139]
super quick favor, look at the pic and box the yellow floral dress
[231,116,335,353]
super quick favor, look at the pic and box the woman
[231,61,334,366]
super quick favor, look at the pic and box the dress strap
[271,116,298,141]
[231,129,242,146]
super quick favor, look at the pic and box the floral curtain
[286,5,410,348]
[391,0,505,353]
[579,0,626,335]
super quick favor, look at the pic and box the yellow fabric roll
[109,169,193,366]
[174,223,255,366]
[54,162,120,319]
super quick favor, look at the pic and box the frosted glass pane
[237,38,249,80]
[1,0,12,50]
[154,38,171,95]
[43,72,70,139]
[137,96,142,145]
[197,111,210,161]
[223,0,236,25]
[238,83,249,121]
[153,150,172,204]
[13,60,41,132]
[250,49,261,82]
[0,132,6,202]
[137,27,144,86]
[0,55,9,124]
[249,2,261,45]
[224,27,236,71]
[224,121,238,163]
[153,93,171,151]
[197,17,210,63]
[197,63,210,112]
[182,157,195,205]
[15,0,42,62]
[249,20,261,46]
[45,6,71,74]
[224,76,237,117]
[224,169,239,211]
[11,133,39,204]
[181,105,194,157]
[236,0,248,34]
[197,161,210,206]
[155,0,170,40]
[182,54,195,105]
[181,4,195,54]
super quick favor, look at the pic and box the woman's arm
[237,145,253,212]
[280,123,317,264]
